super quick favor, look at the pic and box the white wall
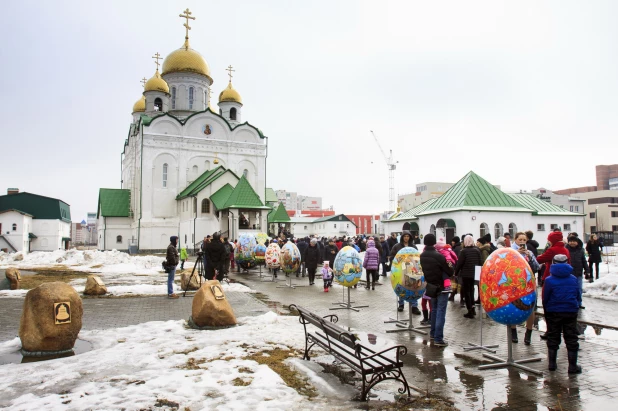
[97,216,133,250]
[0,212,31,252]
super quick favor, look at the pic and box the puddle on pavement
[0,339,93,365]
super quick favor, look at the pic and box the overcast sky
[2,1,617,221]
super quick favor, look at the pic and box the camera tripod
[183,252,206,297]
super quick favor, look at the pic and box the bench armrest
[322,314,339,323]
[359,344,408,363]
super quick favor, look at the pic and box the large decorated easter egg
[265,243,281,268]
[390,247,425,302]
[254,243,267,265]
[256,232,269,245]
[281,242,301,273]
[480,247,537,325]
[334,246,363,287]
[235,234,257,269]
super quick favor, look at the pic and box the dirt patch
[231,377,252,386]
[19,268,90,290]
[245,347,317,399]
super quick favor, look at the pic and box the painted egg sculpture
[334,246,363,287]
[390,247,426,302]
[256,232,269,245]
[235,234,257,269]
[254,243,267,265]
[265,243,281,268]
[480,247,537,325]
[281,242,302,273]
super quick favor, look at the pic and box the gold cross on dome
[226,65,235,82]
[152,52,162,71]
[141,77,147,87]
[179,8,195,39]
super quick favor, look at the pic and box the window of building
[563,224,571,231]
[334,224,337,228]
[537,224,545,231]
[12,223,17,231]
[171,87,176,109]
[189,87,194,109]
[590,212,596,218]
[570,205,574,212]
[201,199,210,214]
[610,177,618,190]
[508,223,517,238]
[116,235,122,243]
[591,225,597,232]
[494,223,503,240]
[243,169,249,178]
[154,98,162,111]
[192,165,198,175]
[304,225,307,230]
[550,224,559,230]
[162,163,168,188]
[575,206,579,212]
[612,211,618,218]
[430,224,436,236]
[230,107,237,120]
[480,223,489,238]
[612,225,618,232]
[347,224,349,228]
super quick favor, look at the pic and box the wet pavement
[1,269,617,410]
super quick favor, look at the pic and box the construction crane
[370,130,398,213]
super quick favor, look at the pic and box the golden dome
[144,70,169,93]
[132,95,146,112]
[162,40,211,79]
[219,82,243,104]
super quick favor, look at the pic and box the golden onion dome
[144,70,169,93]
[162,39,211,79]
[132,95,146,113]
[219,82,243,104]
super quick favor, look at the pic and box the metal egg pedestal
[330,285,368,312]
[276,274,306,289]
[463,303,498,354]
[385,300,428,335]
[478,325,542,375]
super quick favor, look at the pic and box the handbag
[425,282,442,298]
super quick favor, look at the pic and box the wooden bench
[289,304,410,401]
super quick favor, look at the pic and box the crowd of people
[163,227,602,373]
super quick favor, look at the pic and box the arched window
[154,98,162,111]
[480,223,489,238]
[402,222,411,231]
[230,107,237,120]
[116,235,122,243]
[494,223,503,241]
[430,224,436,236]
[205,160,210,170]
[188,87,194,109]
[201,199,210,214]
[12,223,17,231]
[171,87,176,109]
[192,165,198,175]
[162,163,168,188]
[243,169,249,178]
[509,223,517,238]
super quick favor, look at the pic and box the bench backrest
[291,305,359,352]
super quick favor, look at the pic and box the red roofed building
[346,215,381,235]
[287,210,335,218]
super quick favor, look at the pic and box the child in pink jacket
[435,237,458,292]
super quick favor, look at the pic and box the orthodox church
[97,9,273,252]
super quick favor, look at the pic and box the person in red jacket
[537,231,571,283]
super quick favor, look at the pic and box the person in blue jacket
[542,254,582,373]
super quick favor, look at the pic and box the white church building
[98,9,270,253]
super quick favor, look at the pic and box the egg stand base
[261,267,281,282]
[330,286,368,312]
[386,303,429,335]
[464,303,498,354]
[276,273,306,289]
[385,295,408,326]
[478,325,543,375]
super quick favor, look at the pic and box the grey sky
[2,1,617,221]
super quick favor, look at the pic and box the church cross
[152,52,162,71]
[141,77,147,88]
[226,65,235,82]
[179,8,195,40]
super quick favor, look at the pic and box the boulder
[181,272,200,291]
[84,275,107,296]
[14,253,23,261]
[19,282,83,354]
[5,268,21,290]
[191,280,236,327]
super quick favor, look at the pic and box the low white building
[383,172,585,247]
[289,214,357,238]
[0,190,72,253]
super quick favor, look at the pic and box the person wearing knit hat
[424,233,437,246]
[476,237,491,264]
[537,232,571,284]
[543,254,582,373]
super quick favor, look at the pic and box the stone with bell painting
[19,282,83,354]
[190,280,236,328]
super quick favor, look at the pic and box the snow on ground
[0,250,255,298]
[0,312,353,411]
[583,270,618,302]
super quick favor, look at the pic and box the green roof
[177,166,229,200]
[265,188,278,204]
[313,214,356,225]
[419,171,528,215]
[0,192,71,222]
[507,193,583,216]
[389,198,438,221]
[97,189,131,218]
[222,176,268,210]
[268,202,291,223]
[210,184,234,210]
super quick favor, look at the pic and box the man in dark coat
[204,232,226,281]
[296,237,309,277]
[304,238,321,285]
[379,235,390,277]
[325,238,338,268]
[421,234,454,346]
[222,237,233,276]
[389,230,420,314]
[387,233,398,251]
[165,236,180,299]
[566,236,589,308]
